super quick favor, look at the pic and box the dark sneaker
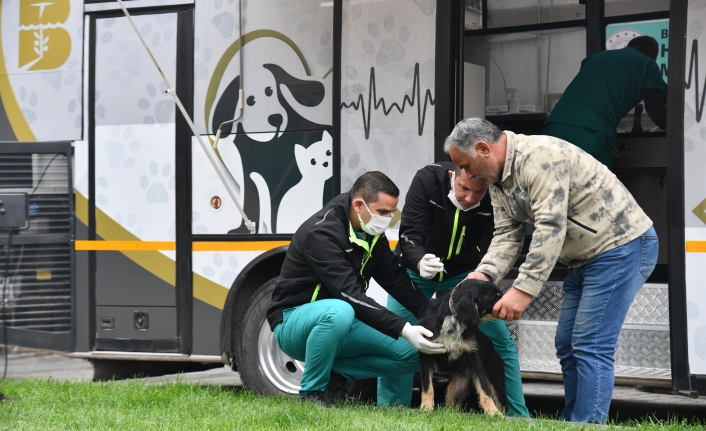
[0,392,18,402]
[325,371,349,404]
[298,391,331,407]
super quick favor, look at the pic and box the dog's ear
[263,63,325,107]
[452,288,481,327]
[212,75,241,138]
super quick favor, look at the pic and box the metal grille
[614,328,671,370]
[503,280,671,380]
[500,281,564,321]
[1,151,72,334]
[625,284,669,326]
[509,322,671,379]
[0,154,71,237]
[500,282,670,325]
[0,244,72,332]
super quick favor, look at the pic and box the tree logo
[18,0,71,70]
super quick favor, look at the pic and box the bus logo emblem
[18,0,71,70]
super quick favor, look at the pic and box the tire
[236,277,305,395]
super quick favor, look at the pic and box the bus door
[86,7,193,354]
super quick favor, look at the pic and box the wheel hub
[257,319,304,394]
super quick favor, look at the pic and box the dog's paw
[420,403,434,412]
[420,387,435,411]
[483,403,502,416]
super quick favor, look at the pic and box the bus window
[465,27,586,117]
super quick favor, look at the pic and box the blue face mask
[358,201,391,236]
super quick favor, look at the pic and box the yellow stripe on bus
[75,241,175,251]
[194,241,290,251]
[75,240,290,251]
[686,241,706,252]
[76,240,399,251]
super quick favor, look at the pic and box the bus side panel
[189,1,335,356]
[0,0,83,142]
[191,250,266,356]
[338,1,437,304]
[684,6,706,376]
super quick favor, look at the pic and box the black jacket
[267,192,428,339]
[399,162,494,280]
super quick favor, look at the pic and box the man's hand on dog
[465,271,492,282]
[492,287,533,321]
[401,323,447,354]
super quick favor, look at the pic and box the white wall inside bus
[605,0,669,18]
[465,27,585,115]
[486,0,585,29]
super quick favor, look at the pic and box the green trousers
[542,122,616,171]
[377,269,530,417]
[273,299,420,396]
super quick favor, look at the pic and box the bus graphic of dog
[208,35,332,233]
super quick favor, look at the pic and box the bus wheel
[236,277,304,395]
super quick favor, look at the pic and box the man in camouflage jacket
[444,118,658,424]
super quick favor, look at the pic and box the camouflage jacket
[476,131,653,297]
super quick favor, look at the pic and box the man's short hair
[627,36,659,60]
[349,171,399,203]
[444,118,503,157]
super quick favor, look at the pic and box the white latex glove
[418,254,444,279]
[401,322,447,355]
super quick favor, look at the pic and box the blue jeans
[555,226,658,423]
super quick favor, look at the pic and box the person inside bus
[543,35,667,171]
[266,171,446,407]
[446,118,658,424]
[376,162,529,417]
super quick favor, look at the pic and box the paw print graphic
[140,161,175,204]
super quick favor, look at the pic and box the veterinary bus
[0,0,704,398]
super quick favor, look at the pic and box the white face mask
[448,172,481,212]
[358,200,391,236]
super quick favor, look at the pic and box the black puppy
[417,279,508,415]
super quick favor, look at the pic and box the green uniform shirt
[545,48,667,139]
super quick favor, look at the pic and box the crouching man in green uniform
[267,171,447,407]
[376,162,530,417]
[543,36,667,170]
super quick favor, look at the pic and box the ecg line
[341,63,435,139]
[686,39,706,123]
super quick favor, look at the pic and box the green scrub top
[544,48,667,139]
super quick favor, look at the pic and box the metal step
[500,281,671,381]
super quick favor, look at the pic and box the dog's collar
[448,283,459,319]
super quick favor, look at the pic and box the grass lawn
[0,379,702,430]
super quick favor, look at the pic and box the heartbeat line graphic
[686,39,706,123]
[341,63,435,139]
